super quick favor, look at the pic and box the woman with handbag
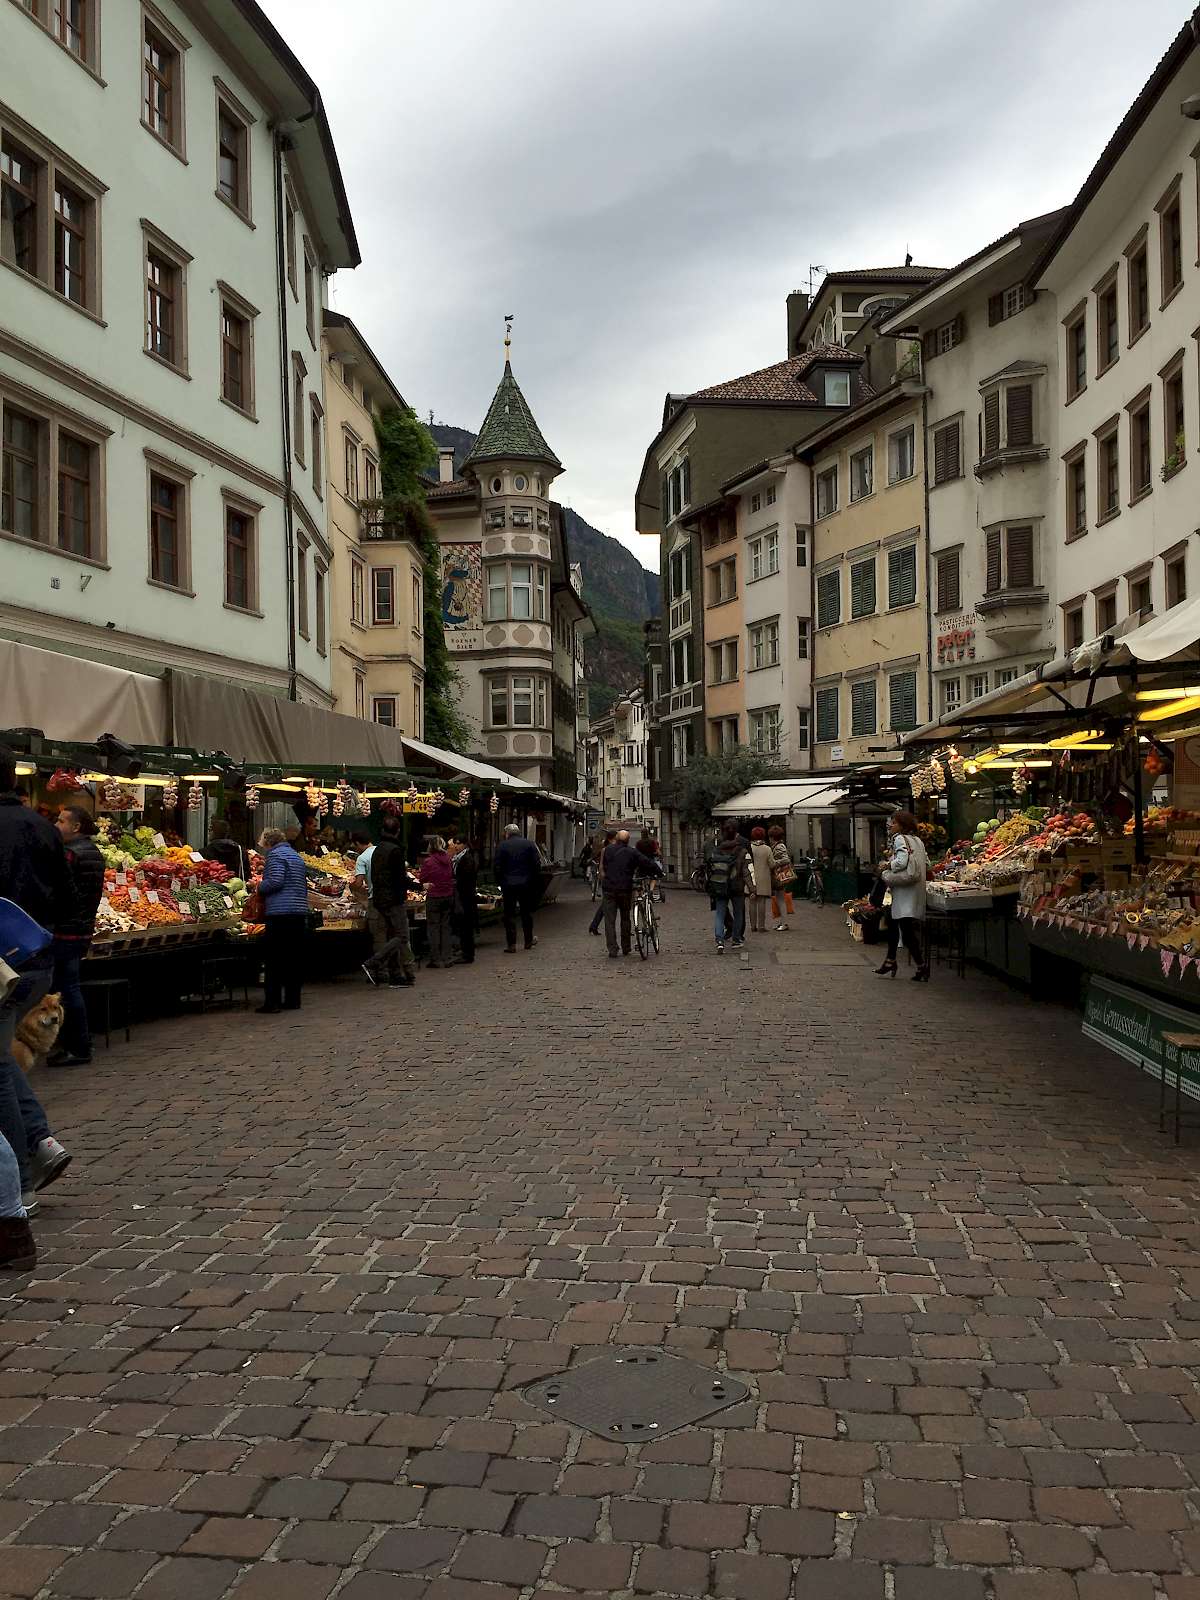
[255,828,310,1013]
[767,826,796,930]
[876,810,930,981]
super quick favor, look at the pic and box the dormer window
[824,371,851,407]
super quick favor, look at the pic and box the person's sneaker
[28,1137,71,1193]
[0,1217,36,1271]
[503,946,517,954]
[716,941,725,954]
[361,963,378,986]
[20,1191,38,1218]
[732,939,745,949]
[525,937,538,949]
[47,1049,92,1068]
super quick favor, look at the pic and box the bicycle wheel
[648,901,660,954]
[633,899,648,959]
[590,872,598,901]
[808,873,823,906]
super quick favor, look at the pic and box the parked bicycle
[586,860,599,900]
[798,854,825,905]
[633,874,661,959]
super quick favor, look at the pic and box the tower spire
[504,313,513,365]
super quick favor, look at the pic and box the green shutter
[850,679,877,736]
[817,571,840,628]
[888,546,917,608]
[850,559,876,618]
[816,687,839,743]
[890,670,917,731]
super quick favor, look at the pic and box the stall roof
[400,738,534,789]
[1109,598,1200,664]
[713,778,852,817]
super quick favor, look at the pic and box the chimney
[786,290,810,353]
[438,446,455,483]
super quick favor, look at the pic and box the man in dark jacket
[48,805,104,1067]
[0,749,76,1205]
[362,818,417,987]
[600,829,662,957]
[448,836,479,964]
[493,824,542,953]
[704,821,750,953]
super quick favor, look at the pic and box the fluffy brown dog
[12,993,64,1073]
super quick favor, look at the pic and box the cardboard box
[1101,840,1136,866]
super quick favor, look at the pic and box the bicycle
[632,875,661,959]
[586,861,599,900]
[799,855,825,906]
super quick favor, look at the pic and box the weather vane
[504,313,513,359]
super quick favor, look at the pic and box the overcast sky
[262,0,1185,571]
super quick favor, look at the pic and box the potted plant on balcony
[1162,431,1186,480]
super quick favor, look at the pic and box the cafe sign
[1083,974,1200,1101]
[937,612,977,664]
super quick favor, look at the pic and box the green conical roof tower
[462,358,562,474]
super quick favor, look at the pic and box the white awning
[713,779,850,817]
[1112,597,1200,663]
[400,737,534,788]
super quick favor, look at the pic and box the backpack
[705,846,744,893]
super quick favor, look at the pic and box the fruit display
[1124,806,1200,836]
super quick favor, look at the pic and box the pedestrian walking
[600,828,643,957]
[256,827,310,1013]
[748,827,774,932]
[47,805,104,1068]
[588,829,616,935]
[876,810,930,982]
[494,824,542,953]
[704,821,749,953]
[361,818,416,987]
[419,837,456,968]
[768,825,796,929]
[448,836,479,964]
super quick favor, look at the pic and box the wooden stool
[1160,1032,1200,1143]
[79,977,132,1049]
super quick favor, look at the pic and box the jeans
[366,904,415,982]
[262,915,307,1009]
[886,917,925,966]
[712,894,745,944]
[501,884,538,949]
[0,959,53,1186]
[52,938,90,1058]
[603,890,632,955]
[425,896,454,965]
[0,1133,23,1219]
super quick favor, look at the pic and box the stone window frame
[0,374,110,566]
[144,446,194,596]
[0,100,106,321]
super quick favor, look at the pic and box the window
[315,564,326,654]
[988,283,1026,323]
[671,722,694,769]
[1098,427,1120,520]
[749,707,781,756]
[935,549,961,613]
[1066,311,1087,399]
[932,419,961,484]
[764,484,777,507]
[708,557,736,604]
[750,492,761,514]
[888,545,917,608]
[748,530,779,581]
[223,501,255,610]
[1,138,39,278]
[1167,554,1187,608]
[815,686,839,744]
[292,358,305,466]
[1128,238,1150,338]
[850,556,876,618]
[144,228,189,372]
[748,617,780,670]
[1164,364,1186,473]
[710,715,738,752]
[344,433,359,501]
[1160,185,1183,302]
[968,672,989,702]
[824,371,851,406]
[1066,449,1087,539]
[670,634,694,688]
[310,400,323,496]
[708,639,737,684]
[849,445,873,501]
[927,316,963,357]
[143,18,183,153]
[364,454,378,501]
[1064,604,1085,650]
[941,677,962,714]
[488,674,546,730]
[888,426,915,483]
[350,557,365,625]
[815,466,838,517]
[796,616,809,659]
[850,679,876,737]
[483,560,547,621]
[371,566,394,624]
[56,432,92,555]
[985,523,1035,593]
[889,671,918,732]
[413,569,423,633]
[372,697,397,728]
[216,95,250,220]
[220,298,253,413]
[795,525,808,566]
[296,546,308,638]
[354,674,365,718]
[148,471,186,590]
[816,570,840,628]
[51,178,86,305]
[1098,280,1119,372]
[1130,572,1152,616]
[303,241,316,346]
[1097,589,1117,633]
[669,544,692,600]
[995,667,1018,687]
[795,709,810,751]
[285,189,297,296]
[1130,396,1152,499]
[1,407,40,540]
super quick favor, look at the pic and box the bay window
[484,560,548,620]
[488,672,549,729]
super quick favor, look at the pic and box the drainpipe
[921,388,934,731]
[272,124,307,702]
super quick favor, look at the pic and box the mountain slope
[428,424,658,717]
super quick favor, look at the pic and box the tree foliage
[372,406,470,753]
[670,746,776,831]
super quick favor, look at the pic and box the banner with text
[1083,973,1200,1101]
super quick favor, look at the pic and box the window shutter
[922,330,937,364]
[850,559,876,618]
[945,419,961,478]
[661,474,670,525]
[936,550,961,612]
[850,679,877,736]
[817,571,840,628]
[1006,384,1033,448]
[933,427,948,483]
[816,687,839,743]
[988,293,1003,326]
[681,456,692,506]
[889,670,918,732]
[983,391,1000,456]
[888,546,917,608]
[1006,524,1034,588]
[985,528,1002,593]
[953,312,965,345]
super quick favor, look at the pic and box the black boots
[0,1217,36,1271]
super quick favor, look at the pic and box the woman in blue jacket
[256,827,310,1013]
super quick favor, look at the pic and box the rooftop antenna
[428,409,434,426]
[905,248,913,267]
[504,313,513,362]
[806,264,826,297]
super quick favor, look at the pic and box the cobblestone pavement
[3,886,1200,1600]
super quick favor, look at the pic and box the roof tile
[462,362,561,471]
[690,344,862,403]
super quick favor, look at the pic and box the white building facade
[0,0,357,705]
[584,690,658,834]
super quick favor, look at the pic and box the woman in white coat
[876,809,930,981]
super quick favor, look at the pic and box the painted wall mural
[440,542,482,651]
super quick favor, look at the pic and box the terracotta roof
[821,265,944,282]
[425,476,472,499]
[462,361,561,471]
[690,344,862,404]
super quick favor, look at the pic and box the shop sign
[830,745,845,764]
[1083,974,1200,1101]
[937,613,977,664]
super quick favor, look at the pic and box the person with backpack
[704,821,750,953]
[361,817,417,987]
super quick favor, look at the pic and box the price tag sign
[319,846,329,856]
[153,832,166,847]
[135,872,145,885]
[146,890,160,904]
[115,872,127,885]
[189,851,204,863]
[170,878,181,891]
[128,887,141,902]
[223,895,234,910]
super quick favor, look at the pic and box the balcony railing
[358,498,425,543]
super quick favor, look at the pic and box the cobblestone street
[3,885,1200,1600]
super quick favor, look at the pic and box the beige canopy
[0,639,167,744]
